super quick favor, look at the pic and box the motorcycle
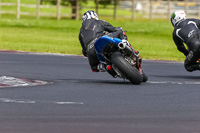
[94,35,148,84]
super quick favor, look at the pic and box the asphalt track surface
[0,51,200,133]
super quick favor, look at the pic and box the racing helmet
[171,10,186,27]
[82,10,99,22]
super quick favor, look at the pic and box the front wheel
[111,52,143,84]
[142,71,148,82]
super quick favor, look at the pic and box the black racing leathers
[79,19,127,71]
[173,19,200,72]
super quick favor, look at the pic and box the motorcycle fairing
[94,35,122,62]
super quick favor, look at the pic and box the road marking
[148,81,200,85]
[0,50,85,58]
[55,102,84,105]
[0,98,35,104]
[0,76,50,88]
[0,98,84,105]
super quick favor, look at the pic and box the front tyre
[111,52,143,84]
[142,71,148,82]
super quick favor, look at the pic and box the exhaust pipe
[118,42,133,55]
[118,42,126,49]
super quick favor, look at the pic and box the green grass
[0,17,185,61]
[0,18,82,55]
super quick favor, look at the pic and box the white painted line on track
[0,50,85,58]
[148,81,200,85]
[0,98,35,104]
[0,98,84,105]
[143,59,184,64]
[55,102,84,105]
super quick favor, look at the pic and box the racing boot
[91,63,106,72]
[97,63,106,72]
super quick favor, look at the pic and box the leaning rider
[78,10,130,76]
[171,10,200,72]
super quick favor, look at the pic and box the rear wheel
[111,52,143,84]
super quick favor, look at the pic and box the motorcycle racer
[171,10,200,72]
[78,10,129,75]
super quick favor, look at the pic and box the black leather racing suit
[173,19,200,72]
[79,19,127,71]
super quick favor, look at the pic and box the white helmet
[171,10,187,27]
[82,10,99,22]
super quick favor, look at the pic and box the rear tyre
[111,52,143,84]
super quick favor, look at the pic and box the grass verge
[0,17,185,61]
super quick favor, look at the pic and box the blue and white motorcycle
[94,35,148,84]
